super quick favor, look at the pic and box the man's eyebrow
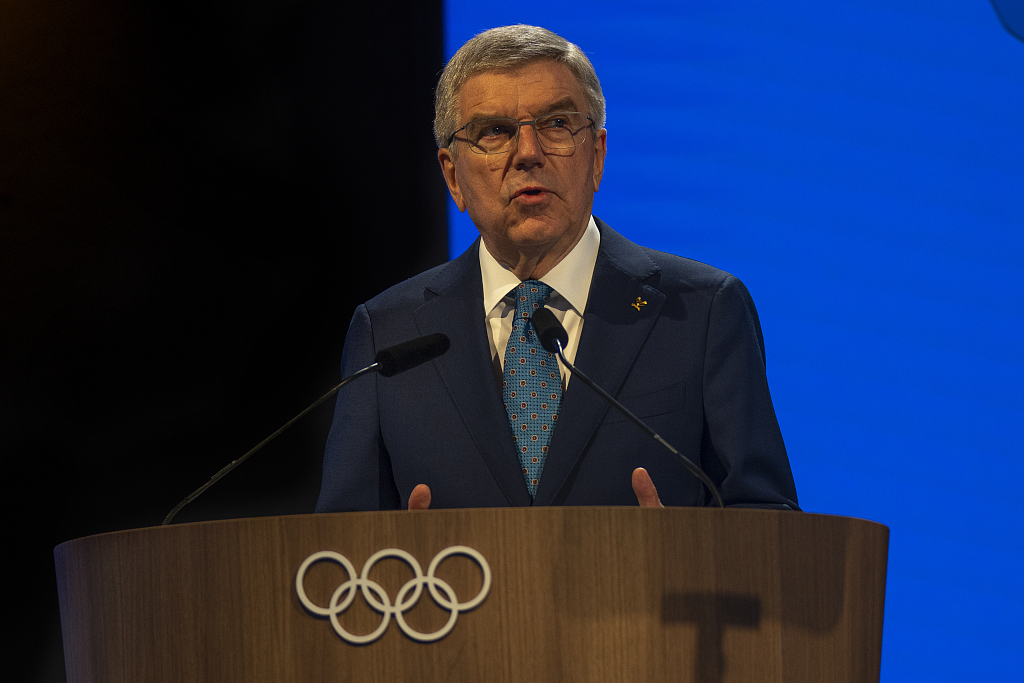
[466,111,504,123]
[536,97,579,115]
[464,97,581,124]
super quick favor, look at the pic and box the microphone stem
[162,362,380,525]
[553,342,724,508]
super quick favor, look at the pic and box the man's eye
[542,117,569,129]
[478,123,514,138]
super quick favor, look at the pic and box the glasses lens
[465,119,519,154]
[462,113,592,154]
[535,112,590,149]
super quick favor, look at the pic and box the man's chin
[507,214,577,241]
[506,223,569,251]
[507,216,587,261]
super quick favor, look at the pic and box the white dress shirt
[479,216,600,386]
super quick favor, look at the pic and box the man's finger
[408,483,432,510]
[632,467,664,508]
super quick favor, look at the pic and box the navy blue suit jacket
[315,219,798,511]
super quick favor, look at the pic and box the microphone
[531,308,724,507]
[375,333,450,377]
[162,333,450,524]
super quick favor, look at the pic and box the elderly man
[315,25,798,512]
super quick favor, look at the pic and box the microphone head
[375,333,451,377]
[531,308,568,354]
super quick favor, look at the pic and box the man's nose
[512,123,545,166]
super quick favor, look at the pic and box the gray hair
[434,25,607,153]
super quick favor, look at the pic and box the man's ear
[592,128,607,193]
[438,148,467,212]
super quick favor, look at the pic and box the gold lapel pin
[631,296,647,311]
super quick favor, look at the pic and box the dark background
[1,1,447,679]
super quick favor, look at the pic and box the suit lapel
[533,221,665,506]
[413,241,532,507]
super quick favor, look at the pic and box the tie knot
[510,280,553,316]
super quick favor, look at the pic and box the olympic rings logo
[295,546,491,644]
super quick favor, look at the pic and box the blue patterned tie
[503,280,562,499]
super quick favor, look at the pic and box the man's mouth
[513,186,551,200]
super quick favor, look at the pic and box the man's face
[438,60,607,274]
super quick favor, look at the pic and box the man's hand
[408,484,432,510]
[632,467,664,508]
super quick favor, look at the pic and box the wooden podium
[54,508,888,683]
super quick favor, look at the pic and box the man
[315,25,798,512]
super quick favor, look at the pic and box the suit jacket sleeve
[700,275,798,509]
[315,304,402,512]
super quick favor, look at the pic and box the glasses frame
[446,111,596,155]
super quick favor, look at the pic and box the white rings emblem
[295,546,491,644]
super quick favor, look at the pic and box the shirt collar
[480,216,600,315]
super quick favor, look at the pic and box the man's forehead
[458,61,585,118]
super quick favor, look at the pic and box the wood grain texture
[54,508,888,683]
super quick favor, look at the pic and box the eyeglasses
[448,111,595,155]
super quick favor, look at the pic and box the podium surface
[55,507,887,683]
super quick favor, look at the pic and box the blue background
[444,2,1023,680]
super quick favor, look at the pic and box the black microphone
[375,333,450,377]
[531,308,724,507]
[162,333,451,524]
